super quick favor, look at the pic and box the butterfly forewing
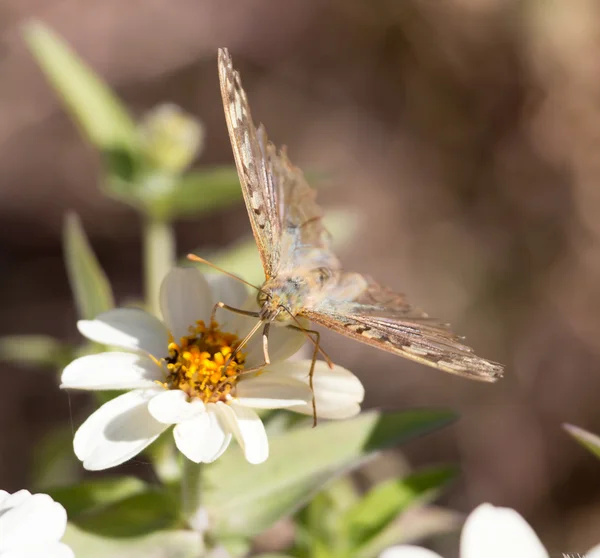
[217,47,504,382]
[218,49,281,278]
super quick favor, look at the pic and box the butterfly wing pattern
[305,280,503,380]
[218,47,504,383]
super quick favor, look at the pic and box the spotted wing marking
[218,48,281,277]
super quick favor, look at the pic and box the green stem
[181,456,206,543]
[143,217,175,316]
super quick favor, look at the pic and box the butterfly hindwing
[303,278,503,381]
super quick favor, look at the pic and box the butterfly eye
[257,290,269,306]
[315,267,332,285]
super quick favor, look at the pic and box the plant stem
[143,217,175,316]
[181,455,206,546]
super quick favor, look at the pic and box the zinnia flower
[0,489,74,558]
[381,502,600,558]
[61,267,364,470]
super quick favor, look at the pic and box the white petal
[206,274,249,311]
[219,402,268,464]
[148,390,205,424]
[461,503,549,558]
[235,375,313,408]
[159,267,213,340]
[0,490,30,513]
[173,406,231,463]
[267,361,364,419]
[0,494,66,550]
[73,389,167,471]
[587,545,600,558]
[0,543,74,558]
[77,308,168,357]
[379,547,442,558]
[61,352,163,390]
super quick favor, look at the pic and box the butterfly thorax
[257,268,337,323]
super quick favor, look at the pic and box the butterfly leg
[285,325,325,427]
[210,301,259,325]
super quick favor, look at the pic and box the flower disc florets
[161,320,246,403]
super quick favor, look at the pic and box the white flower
[0,489,74,558]
[61,268,364,470]
[381,502,600,558]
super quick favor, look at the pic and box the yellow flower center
[159,320,245,403]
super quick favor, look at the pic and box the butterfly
[194,48,503,387]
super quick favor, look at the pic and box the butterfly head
[257,268,335,323]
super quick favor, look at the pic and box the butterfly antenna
[187,254,267,295]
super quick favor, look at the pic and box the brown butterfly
[192,48,503,387]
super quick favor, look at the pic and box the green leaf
[31,424,81,490]
[195,209,360,285]
[344,465,457,546]
[48,477,147,517]
[23,23,137,153]
[355,506,462,557]
[67,487,180,538]
[62,524,202,558]
[0,334,71,368]
[564,423,600,460]
[157,166,242,220]
[63,212,115,320]
[204,409,455,538]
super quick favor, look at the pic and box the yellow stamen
[160,320,245,403]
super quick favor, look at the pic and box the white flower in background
[381,502,600,558]
[61,267,364,470]
[0,490,74,558]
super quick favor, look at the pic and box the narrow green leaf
[204,409,455,537]
[0,334,71,368]
[62,524,202,558]
[63,212,115,320]
[344,465,457,546]
[48,477,147,517]
[23,22,137,152]
[564,423,600,460]
[68,488,180,538]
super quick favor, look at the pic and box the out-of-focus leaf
[23,23,137,153]
[564,423,600,460]
[355,506,462,557]
[205,409,455,538]
[63,212,115,320]
[219,537,251,558]
[62,524,202,558]
[48,477,147,518]
[194,209,360,285]
[32,425,81,490]
[344,465,457,546]
[68,488,180,538]
[0,335,72,368]
[157,167,242,220]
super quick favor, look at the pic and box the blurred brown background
[2,0,600,554]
